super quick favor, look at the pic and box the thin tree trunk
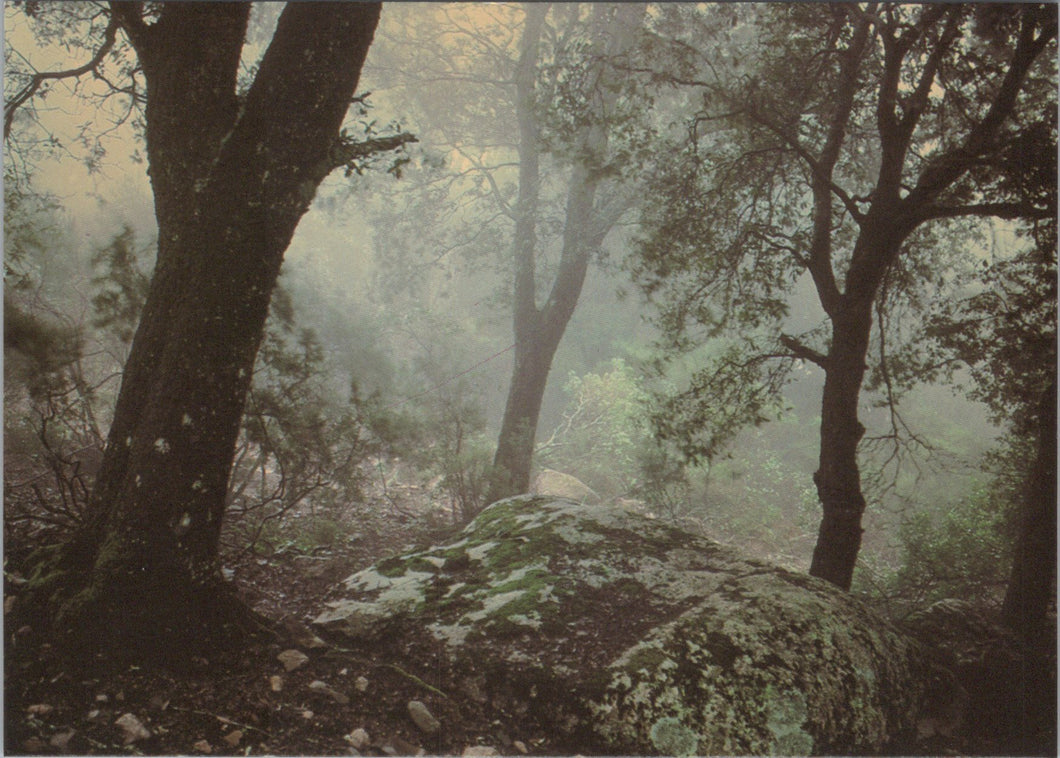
[487,4,642,504]
[491,328,563,500]
[809,299,874,590]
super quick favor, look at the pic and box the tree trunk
[809,298,874,590]
[491,324,565,501]
[35,2,382,660]
[487,4,642,504]
[1002,376,1057,636]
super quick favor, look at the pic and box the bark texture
[39,1,382,658]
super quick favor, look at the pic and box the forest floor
[4,467,1055,756]
[5,471,546,756]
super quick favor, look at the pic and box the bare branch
[4,13,121,140]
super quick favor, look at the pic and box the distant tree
[632,4,1056,589]
[9,2,413,659]
[364,3,649,504]
[487,3,646,502]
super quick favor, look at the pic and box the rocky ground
[4,472,1055,756]
[5,475,544,756]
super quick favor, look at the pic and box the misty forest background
[4,2,1055,628]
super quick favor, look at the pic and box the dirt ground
[4,479,551,757]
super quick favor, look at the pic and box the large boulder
[313,496,942,755]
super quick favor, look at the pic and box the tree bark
[37,1,383,659]
[1002,376,1057,636]
[487,5,642,504]
[809,298,874,590]
[802,6,1054,589]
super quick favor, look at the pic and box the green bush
[537,358,653,498]
[855,483,1015,616]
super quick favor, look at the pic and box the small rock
[22,737,46,752]
[345,727,371,750]
[222,730,243,748]
[4,595,16,613]
[387,735,426,755]
[461,678,487,704]
[301,710,315,720]
[26,703,54,717]
[193,739,212,753]
[282,617,328,649]
[407,700,440,734]
[354,675,370,693]
[308,679,350,704]
[513,740,528,754]
[48,729,76,752]
[114,713,152,744]
[462,747,499,756]
[17,624,32,636]
[293,555,330,578]
[148,694,169,711]
[95,694,109,703]
[277,649,309,672]
[269,675,284,692]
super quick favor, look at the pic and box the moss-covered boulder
[313,496,940,755]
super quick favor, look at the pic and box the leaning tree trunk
[491,315,569,502]
[36,2,383,659]
[1002,376,1057,636]
[487,4,641,504]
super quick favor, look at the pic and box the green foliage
[538,358,650,496]
[376,312,498,525]
[4,189,106,547]
[924,242,1056,436]
[856,481,1016,616]
[224,284,381,554]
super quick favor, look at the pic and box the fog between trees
[4,2,1054,654]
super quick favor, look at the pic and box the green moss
[624,644,669,675]
[764,687,814,756]
[649,717,700,757]
[376,555,412,578]
[608,576,647,596]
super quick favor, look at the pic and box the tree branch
[779,333,829,368]
[917,201,1054,223]
[4,13,121,140]
[327,132,418,173]
[750,118,868,224]
[905,7,1058,207]
[109,2,150,51]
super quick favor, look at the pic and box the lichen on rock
[313,496,943,754]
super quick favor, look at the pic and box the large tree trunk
[809,299,874,590]
[35,2,382,659]
[1002,376,1057,636]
